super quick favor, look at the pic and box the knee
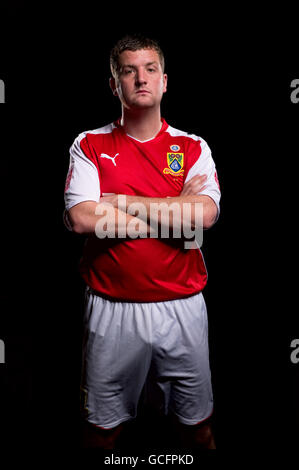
[81,420,123,449]
[192,422,215,449]
[175,418,216,450]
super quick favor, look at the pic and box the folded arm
[66,174,217,237]
[67,200,154,236]
[101,175,218,231]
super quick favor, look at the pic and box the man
[64,34,220,449]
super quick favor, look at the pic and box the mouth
[136,90,150,94]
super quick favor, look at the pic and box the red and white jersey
[64,118,221,302]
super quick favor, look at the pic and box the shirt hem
[85,285,204,304]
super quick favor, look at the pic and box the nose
[135,68,147,86]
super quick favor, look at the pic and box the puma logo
[100,153,119,166]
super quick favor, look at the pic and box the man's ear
[163,74,168,93]
[109,77,118,96]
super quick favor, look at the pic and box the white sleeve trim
[185,139,221,217]
[64,135,100,211]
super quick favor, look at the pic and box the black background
[0,0,298,460]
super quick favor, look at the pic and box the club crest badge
[163,152,184,175]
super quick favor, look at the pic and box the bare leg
[81,420,124,449]
[172,415,216,450]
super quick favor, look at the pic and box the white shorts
[80,287,213,429]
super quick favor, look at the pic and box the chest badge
[163,152,184,175]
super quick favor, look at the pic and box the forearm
[114,194,218,230]
[68,201,154,237]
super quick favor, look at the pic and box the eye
[124,69,133,74]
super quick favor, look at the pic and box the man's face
[111,48,167,110]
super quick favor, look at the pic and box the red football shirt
[64,119,220,301]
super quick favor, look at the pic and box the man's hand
[180,174,207,196]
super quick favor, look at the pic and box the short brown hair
[110,34,165,78]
